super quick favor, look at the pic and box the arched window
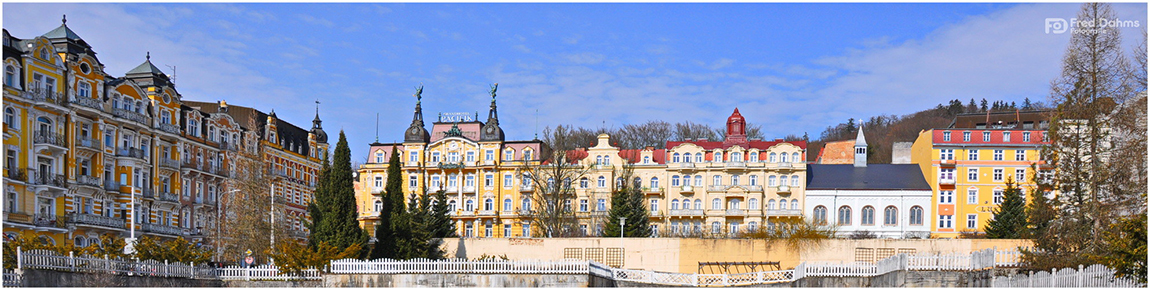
[4,65,14,87]
[650,177,659,188]
[780,152,789,163]
[597,176,606,188]
[711,198,721,210]
[861,206,875,225]
[728,199,740,210]
[465,200,474,211]
[4,107,14,128]
[731,152,741,162]
[767,199,776,210]
[769,152,777,163]
[503,198,512,211]
[884,206,898,226]
[813,206,827,225]
[768,175,777,186]
[671,176,680,187]
[780,176,788,187]
[74,236,85,247]
[615,177,624,187]
[749,198,759,209]
[778,199,787,210]
[448,200,457,212]
[694,175,702,186]
[522,198,531,212]
[580,177,589,188]
[791,199,798,210]
[671,199,679,210]
[838,206,852,225]
[643,156,650,164]
[632,177,641,188]
[909,206,923,226]
[374,200,382,212]
[712,175,722,186]
[38,49,48,60]
[694,199,702,210]
[711,222,721,233]
[792,153,800,163]
[484,198,493,211]
[681,199,690,209]
[672,153,680,163]
[36,116,52,133]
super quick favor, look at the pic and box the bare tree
[673,121,718,142]
[518,149,590,238]
[216,119,289,264]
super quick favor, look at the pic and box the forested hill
[809,98,1049,164]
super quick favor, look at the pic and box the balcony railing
[6,168,27,183]
[743,185,763,192]
[939,178,956,185]
[776,185,792,194]
[462,186,476,193]
[159,192,180,203]
[156,122,181,135]
[478,210,496,216]
[669,209,702,216]
[33,130,67,148]
[940,159,956,166]
[778,162,793,169]
[674,163,695,169]
[76,136,102,151]
[725,209,744,216]
[30,171,67,188]
[141,186,155,199]
[70,213,126,228]
[519,185,534,192]
[28,87,68,107]
[219,141,239,152]
[643,187,663,194]
[707,185,727,192]
[33,214,67,228]
[766,209,803,216]
[159,158,179,169]
[116,148,146,160]
[725,162,746,168]
[112,108,150,125]
[268,168,288,178]
[70,95,104,111]
[517,209,533,216]
[104,180,120,191]
[75,174,101,187]
[141,223,184,236]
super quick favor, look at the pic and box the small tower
[723,108,748,147]
[404,85,430,143]
[854,126,867,167]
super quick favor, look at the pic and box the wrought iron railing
[71,95,104,111]
[156,122,180,135]
[111,108,150,125]
[33,130,67,147]
[70,213,126,229]
[76,135,101,151]
[75,174,101,187]
[30,171,67,188]
[116,147,146,160]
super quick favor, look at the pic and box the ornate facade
[1,20,326,248]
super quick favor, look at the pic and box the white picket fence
[3,269,20,287]
[329,257,589,274]
[993,264,1145,288]
[16,248,216,279]
[216,264,322,281]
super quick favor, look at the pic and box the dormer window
[5,65,16,87]
[38,49,48,60]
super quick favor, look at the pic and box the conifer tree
[309,131,367,256]
[371,145,404,259]
[602,166,651,237]
[985,179,1026,239]
[429,189,456,239]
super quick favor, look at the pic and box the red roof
[665,139,806,151]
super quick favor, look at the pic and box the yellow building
[356,88,546,238]
[2,20,325,248]
[910,112,1053,238]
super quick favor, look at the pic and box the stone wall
[18,269,222,287]
[323,273,588,287]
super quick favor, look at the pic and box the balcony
[33,130,68,152]
[481,160,496,166]
[33,214,67,229]
[517,209,533,216]
[457,210,475,217]
[70,95,104,111]
[28,87,68,109]
[747,162,766,168]
[141,223,184,236]
[592,164,613,170]
[776,185,792,194]
[6,168,27,183]
[669,209,704,216]
[478,210,496,217]
[519,185,535,192]
[112,108,150,126]
[268,168,288,178]
[437,162,465,169]
[75,136,102,152]
[159,158,180,170]
[673,163,695,169]
[766,209,803,216]
[71,213,126,229]
[218,141,239,152]
[30,171,67,189]
[725,209,744,216]
[104,180,121,192]
[725,162,746,169]
[115,148,147,161]
[744,185,763,192]
[650,210,664,217]
[940,159,956,167]
[939,178,956,185]
[462,186,476,193]
[643,187,663,194]
[75,174,102,188]
[777,162,794,170]
[707,185,728,192]
[158,192,180,203]
[156,122,181,135]
[746,209,764,217]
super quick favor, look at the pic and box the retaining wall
[18,269,222,287]
[323,273,588,287]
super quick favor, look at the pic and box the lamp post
[619,217,625,239]
[124,185,137,255]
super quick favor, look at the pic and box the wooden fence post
[1077,264,1084,287]
[69,251,75,271]
[15,247,20,270]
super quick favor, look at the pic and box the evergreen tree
[967,98,978,112]
[979,98,988,112]
[985,180,1026,238]
[602,166,651,237]
[371,145,405,259]
[429,189,456,239]
[1022,98,1032,110]
[310,131,368,256]
[305,154,330,248]
[844,118,856,135]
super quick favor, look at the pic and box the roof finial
[62,15,67,25]
[146,51,150,61]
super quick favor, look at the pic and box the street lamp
[124,185,138,255]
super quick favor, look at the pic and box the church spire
[480,83,505,142]
[404,84,430,143]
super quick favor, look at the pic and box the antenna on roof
[534,108,539,140]
[165,65,176,82]
[375,113,380,143]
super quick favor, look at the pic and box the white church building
[804,128,934,239]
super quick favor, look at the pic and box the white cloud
[562,52,605,65]
[298,14,335,27]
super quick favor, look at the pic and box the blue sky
[3,3,1146,162]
